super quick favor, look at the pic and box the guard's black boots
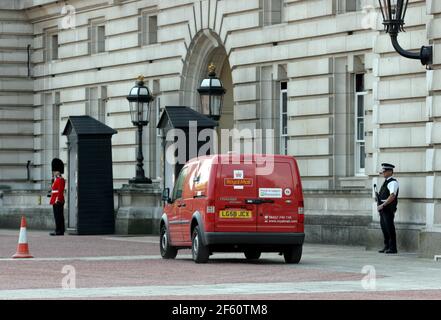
[49,232,64,236]
[378,247,389,253]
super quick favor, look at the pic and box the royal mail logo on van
[224,178,253,186]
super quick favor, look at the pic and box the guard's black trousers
[53,202,65,234]
[380,208,397,251]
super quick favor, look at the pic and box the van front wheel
[283,245,302,264]
[192,226,209,263]
[160,226,177,259]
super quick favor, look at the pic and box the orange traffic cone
[12,216,33,259]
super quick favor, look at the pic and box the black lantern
[127,76,154,184]
[197,63,226,121]
[128,76,154,126]
[378,0,432,66]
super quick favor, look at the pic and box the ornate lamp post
[127,76,154,184]
[197,63,226,121]
[378,0,432,66]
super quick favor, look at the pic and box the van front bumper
[204,232,305,245]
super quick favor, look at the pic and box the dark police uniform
[378,163,399,254]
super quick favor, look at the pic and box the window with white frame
[44,31,58,62]
[337,0,362,13]
[140,12,158,46]
[262,0,283,26]
[51,34,58,60]
[280,82,288,155]
[97,25,105,52]
[89,20,106,54]
[42,92,60,187]
[86,86,106,122]
[53,92,60,155]
[355,73,366,175]
[156,96,162,137]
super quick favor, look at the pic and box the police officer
[377,163,399,254]
[50,158,66,236]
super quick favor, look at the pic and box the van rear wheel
[160,226,177,259]
[244,250,261,260]
[192,226,209,263]
[283,245,302,264]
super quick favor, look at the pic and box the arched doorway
[180,29,234,135]
[162,29,234,191]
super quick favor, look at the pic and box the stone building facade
[0,0,439,257]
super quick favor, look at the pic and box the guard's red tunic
[50,176,65,205]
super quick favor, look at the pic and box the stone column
[418,0,441,258]
[368,1,431,253]
[115,182,163,235]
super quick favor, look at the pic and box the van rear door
[215,163,257,232]
[256,159,299,233]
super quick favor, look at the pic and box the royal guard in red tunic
[50,158,65,236]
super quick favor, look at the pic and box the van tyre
[160,226,177,259]
[244,250,261,260]
[192,226,209,263]
[283,245,302,264]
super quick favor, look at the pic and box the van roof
[187,154,295,165]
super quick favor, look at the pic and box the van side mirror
[162,188,171,204]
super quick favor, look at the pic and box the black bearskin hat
[51,158,64,174]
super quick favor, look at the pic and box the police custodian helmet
[381,163,395,171]
[51,158,64,174]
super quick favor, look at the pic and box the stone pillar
[368,0,432,253]
[418,0,441,258]
[0,9,34,190]
[115,183,163,235]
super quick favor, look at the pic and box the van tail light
[298,200,304,224]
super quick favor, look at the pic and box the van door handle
[245,199,275,205]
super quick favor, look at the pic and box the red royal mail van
[160,154,305,263]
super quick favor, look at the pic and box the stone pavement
[0,229,440,300]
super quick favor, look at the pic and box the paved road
[0,229,440,300]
